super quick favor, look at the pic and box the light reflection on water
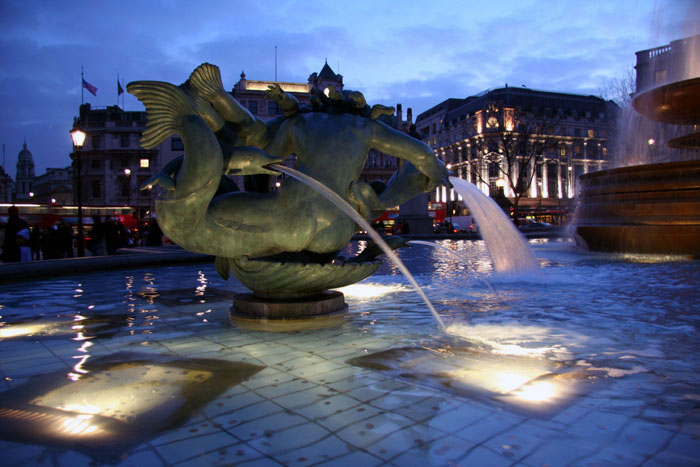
[0,239,698,426]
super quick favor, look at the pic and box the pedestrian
[30,224,42,260]
[16,227,31,262]
[88,216,106,256]
[58,222,74,258]
[1,206,29,263]
[105,217,119,255]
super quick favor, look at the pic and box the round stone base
[229,290,348,332]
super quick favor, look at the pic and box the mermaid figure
[128,64,447,297]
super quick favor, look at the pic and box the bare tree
[599,68,636,107]
[470,107,561,217]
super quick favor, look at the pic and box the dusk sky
[1,0,697,175]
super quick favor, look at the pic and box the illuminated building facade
[70,103,183,218]
[416,87,619,216]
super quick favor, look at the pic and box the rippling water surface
[0,238,698,465]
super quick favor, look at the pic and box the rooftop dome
[16,141,36,180]
[17,142,34,166]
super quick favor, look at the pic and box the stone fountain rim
[631,76,700,125]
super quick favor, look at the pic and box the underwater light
[336,283,409,299]
[61,414,99,435]
[448,364,548,395]
[513,381,557,402]
[0,407,105,438]
[31,363,214,424]
[0,324,49,338]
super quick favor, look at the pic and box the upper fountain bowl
[632,76,700,125]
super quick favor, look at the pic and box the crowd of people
[0,206,163,263]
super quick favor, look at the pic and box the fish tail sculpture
[127,80,224,250]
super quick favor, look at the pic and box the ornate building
[70,103,183,219]
[14,141,36,201]
[416,86,619,217]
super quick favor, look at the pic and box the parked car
[517,218,558,233]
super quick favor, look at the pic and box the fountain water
[270,164,446,329]
[406,240,501,299]
[448,177,540,273]
[1,241,697,464]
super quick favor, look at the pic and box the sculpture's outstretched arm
[267,83,299,117]
[369,121,448,207]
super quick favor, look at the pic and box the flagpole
[117,72,120,108]
[81,66,84,105]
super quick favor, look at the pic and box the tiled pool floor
[0,241,698,465]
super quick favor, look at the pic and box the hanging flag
[118,79,124,95]
[82,78,97,96]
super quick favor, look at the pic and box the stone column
[541,159,548,198]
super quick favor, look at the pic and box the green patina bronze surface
[127,63,446,297]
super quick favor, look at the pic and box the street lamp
[70,126,86,257]
[124,168,132,207]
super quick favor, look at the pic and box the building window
[171,137,184,151]
[248,101,258,115]
[587,129,595,138]
[140,158,150,168]
[574,128,581,137]
[120,134,130,148]
[268,101,280,115]
[92,135,102,149]
[120,159,129,167]
[91,180,102,198]
[602,147,608,158]
[91,159,101,169]
[560,147,567,156]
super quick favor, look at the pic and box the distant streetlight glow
[70,126,87,257]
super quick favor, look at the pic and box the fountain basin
[0,240,697,465]
[573,160,700,255]
[631,77,700,125]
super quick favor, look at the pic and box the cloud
[0,0,690,175]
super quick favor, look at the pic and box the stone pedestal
[230,290,348,331]
[399,193,434,234]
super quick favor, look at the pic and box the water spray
[269,163,446,329]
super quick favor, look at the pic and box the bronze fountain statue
[128,64,447,317]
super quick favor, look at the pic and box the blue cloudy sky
[0,0,697,174]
